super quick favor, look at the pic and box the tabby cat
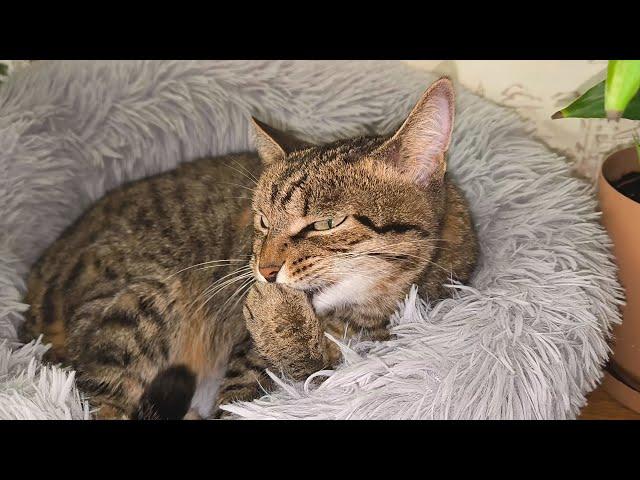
[20,77,478,419]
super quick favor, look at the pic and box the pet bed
[0,60,622,419]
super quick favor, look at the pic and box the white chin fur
[312,276,376,315]
[275,266,289,284]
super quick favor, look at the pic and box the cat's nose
[259,264,281,283]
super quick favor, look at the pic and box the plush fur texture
[0,338,89,419]
[0,60,623,419]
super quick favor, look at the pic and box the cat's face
[250,78,455,316]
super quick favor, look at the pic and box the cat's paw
[243,283,325,379]
[244,282,313,325]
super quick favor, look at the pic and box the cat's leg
[212,330,273,419]
[68,278,180,419]
[243,283,342,382]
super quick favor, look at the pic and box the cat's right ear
[373,77,455,187]
[251,117,311,165]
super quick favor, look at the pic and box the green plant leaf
[606,60,640,119]
[552,79,640,120]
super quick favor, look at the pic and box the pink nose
[259,265,281,283]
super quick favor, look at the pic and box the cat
[20,77,478,419]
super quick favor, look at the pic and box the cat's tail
[132,365,196,420]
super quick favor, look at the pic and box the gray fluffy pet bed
[0,60,623,419]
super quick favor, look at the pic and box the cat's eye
[312,216,347,231]
[259,215,269,229]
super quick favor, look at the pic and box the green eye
[312,216,347,231]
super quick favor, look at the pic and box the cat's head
[250,77,455,316]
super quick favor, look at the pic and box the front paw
[243,283,325,379]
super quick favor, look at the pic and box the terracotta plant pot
[598,146,640,413]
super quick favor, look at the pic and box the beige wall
[404,60,639,180]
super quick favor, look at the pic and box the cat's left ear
[251,117,312,165]
[375,77,455,186]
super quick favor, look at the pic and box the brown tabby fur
[20,78,478,419]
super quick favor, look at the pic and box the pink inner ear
[399,92,453,185]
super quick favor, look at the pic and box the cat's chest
[170,273,244,373]
[170,274,245,418]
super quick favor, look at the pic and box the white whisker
[231,159,259,184]
[164,258,249,281]
[223,161,258,186]
[189,266,253,313]
[220,277,256,315]
[218,182,257,194]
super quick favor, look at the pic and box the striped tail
[132,365,196,420]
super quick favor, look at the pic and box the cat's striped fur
[22,154,266,418]
[21,77,478,419]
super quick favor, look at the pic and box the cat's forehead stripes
[267,136,386,214]
[279,171,308,208]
